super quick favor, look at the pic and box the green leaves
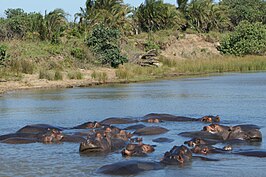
[219,21,266,56]
[136,0,181,32]
[0,44,7,63]
[87,25,127,67]
[221,0,266,26]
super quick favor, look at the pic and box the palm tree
[75,0,131,34]
[43,8,68,41]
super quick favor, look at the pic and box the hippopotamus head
[203,124,230,133]
[202,124,231,140]
[200,116,220,123]
[147,118,161,123]
[184,138,209,147]
[228,126,262,142]
[79,133,111,153]
[191,145,211,155]
[121,143,155,157]
[160,145,192,165]
[41,129,64,143]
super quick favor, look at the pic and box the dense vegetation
[0,0,265,82]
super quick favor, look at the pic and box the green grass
[115,55,266,82]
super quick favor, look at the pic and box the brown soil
[161,34,220,60]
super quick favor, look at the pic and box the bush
[0,44,7,63]
[218,21,266,56]
[87,25,128,68]
[71,47,85,60]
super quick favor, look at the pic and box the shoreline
[1,70,263,95]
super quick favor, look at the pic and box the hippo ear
[228,126,233,131]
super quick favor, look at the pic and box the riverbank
[1,33,265,95]
[1,55,266,94]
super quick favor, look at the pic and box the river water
[0,72,266,177]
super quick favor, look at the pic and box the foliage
[221,0,266,26]
[75,0,131,34]
[185,0,230,32]
[87,25,127,67]
[71,47,85,60]
[136,0,183,32]
[218,21,266,56]
[0,44,7,63]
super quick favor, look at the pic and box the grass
[91,71,108,83]
[115,55,266,82]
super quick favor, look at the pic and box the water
[0,72,266,177]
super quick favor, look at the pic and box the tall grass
[115,56,266,82]
[91,71,108,83]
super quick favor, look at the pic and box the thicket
[87,25,127,68]
[219,21,266,56]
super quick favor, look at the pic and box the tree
[87,25,127,67]
[75,0,131,34]
[221,0,266,26]
[185,0,230,32]
[136,0,183,32]
[218,21,266,56]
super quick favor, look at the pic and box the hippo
[203,124,262,141]
[133,126,169,136]
[71,121,102,129]
[97,160,163,175]
[190,144,266,158]
[142,113,198,122]
[16,124,64,134]
[142,113,220,123]
[79,131,128,153]
[61,134,86,143]
[160,145,192,165]
[124,124,146,130]
[121,143,155,157]
[191,144,232,155]
[100,117,138,125]
[1,129,64,144]
[199,115,220,123]
[152,137,174,143]
[184,137,217,147]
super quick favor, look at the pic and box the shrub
[71,47,85,60]
[54,70,63,80]
[218,21,266,56]
[0,44,7,63]
[87,25,128,68]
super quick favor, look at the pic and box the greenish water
[0,72,266,177]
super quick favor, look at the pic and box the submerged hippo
[71,121,102,129]
[124,124,146,130]
[16,124,64,134]
[97,160,163,175]
[191,144,232,155]
[203,124,262,141]
[152,137,174,143]
[142,113,220,123]
[79,130,129,153]
[190,144,266,158]
[100,117,138,125]
[133,126,169,136]
[121,143,155,157]
[184,137,217,147]
[0,129,64,144]
[160,145,192,165]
